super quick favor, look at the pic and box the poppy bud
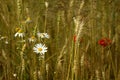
[98,38,112,47]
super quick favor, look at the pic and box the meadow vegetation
[0,0,120,80]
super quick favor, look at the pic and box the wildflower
[22,17,32,24]
[28,36,36,42]
[14,29,24,38]
[37,32,50,39]
[15,27,21,32]
[98,38,112,47]
[25,17,32,23]
[33,43,47,55]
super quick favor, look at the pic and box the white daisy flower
[33,43,47,55]
[37,32,50,39]
[14,29,24,38]
[28,36,36,42]
[43,33,50,38]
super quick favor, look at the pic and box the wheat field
[0,0,120,80]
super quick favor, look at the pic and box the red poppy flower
[98,38,112,47]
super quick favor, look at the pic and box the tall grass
[0,0,120,80]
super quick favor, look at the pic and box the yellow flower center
[15,28,20,32]
[26,17,31,21]
[38,48,42,51]
[18,29,23,33]
[31,36,35,39]
[25,17,31,23]
[41,33,45,37]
